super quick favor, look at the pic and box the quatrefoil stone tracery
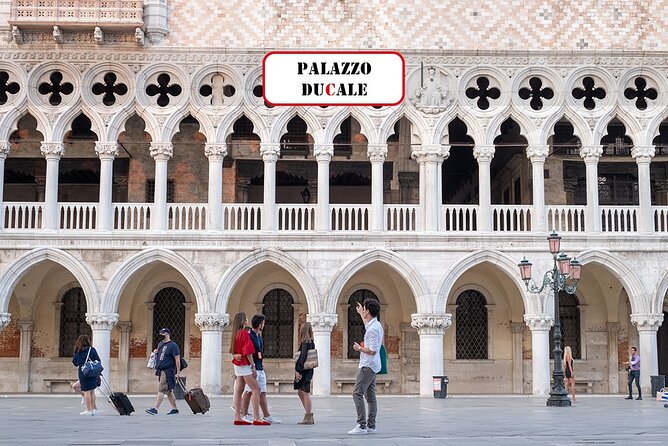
[624,77,657,111]
[518,77,554,111]
[92,72,128,106]
[38,71,74,106]
[465,77,500,110]
[0,71,20,105]
[146,73,182,107]
[572,76,606,110]
[199,74,235,106]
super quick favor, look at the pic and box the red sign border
[262,50,405,107]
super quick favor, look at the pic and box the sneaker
[636,396,643,400]
[80,410,90,415]
[367,427,376,434]
[253,420,271,425]
[625,396,633,400]
[263,415,281,424]
[242,414,253,423]
[145,408,158,415]
[234,420,252,425]
[167,409,179,415]
[348,424,368,435]
[90,409,97,416]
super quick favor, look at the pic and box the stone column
[18,320,34,392]
[580,146,603,233]
[86,313,119,385]
[524,314,553,397]
[631,313,663,393]
[315,144,333,231]
[411,313,452,396]
[473,145,495,232]
[149,142,173,231]
[307,313,338,395]
[368,144,387,231]
[412,145,449,232]
[0,141,11,221]
[260,143,280,231]
[511,321,525,394]
[40,142,64,231]
[116,321,132,393]
[205,143,227,232]
[607,322,620,393]
[631,146,655,233]
[236,178,250,203]
[195,313,229,394]
[0,313,11,331]
[527,145,549,232]
[95,142,119,231]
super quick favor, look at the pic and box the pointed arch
[106,106,153,142]
[324,107,376,144]
[0,248,99,314]
[542,108,592,147]
[324,249,429,314]
[485,108,537,146]
[269,108,322,143]
[652,267,668,314]
[593,108,642,146]
[0,105,47,142]
[576,249,648,314]
[158,105,191,142]
[214,248,319,314]
[646,112,668,147]
[52,107,103,143]
[433,112,481,146]
[216,105,268,143]
[378,106,429,145]
[103,248,210,314]
[436,250,530,315]
[133,105,162,143]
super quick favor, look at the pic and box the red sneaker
[253,420,271,426]
[234,420,252,425]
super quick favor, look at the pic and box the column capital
[116,321,133,333]
[630,313,664,331]
[314,144,334,160]
[17,320,34,332]
[473,145,495,162]
[411,146,449,163]
[195,313,229,331]
[95,141,119,159]
[367,143,388,162]
[307,313,338,332]
[86,313,119,330]
[579,145,603,162]
[0,313,10,330]
[510,321,526,334]
[40,142,64,159]
[260,143,280,162]
[149,142,173,160]
[205,143,228,160]
[631,145,655,163]
[526,145,550,161]
[606,322,621,333]
[411,313,452,335]
[0,140,11,157]
[524,314,554,331]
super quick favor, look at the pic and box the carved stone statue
[411,66,450,113]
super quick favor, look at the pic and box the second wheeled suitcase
[178,379,210,414]
[100,375,135,416]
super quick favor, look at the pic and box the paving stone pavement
[1,394,666,445]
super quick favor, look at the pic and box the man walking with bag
[348,298,384,435]
[146,328,181,415]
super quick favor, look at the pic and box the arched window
[455,290,488,360]
[152,287,186,351]
[347,289,379,359]
[59,287,91,357]
[550,292,581,359]
[262,288,294,358]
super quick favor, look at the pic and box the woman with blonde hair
[230,312,269,425]
[563,346,575,402]
[294,322,315,424]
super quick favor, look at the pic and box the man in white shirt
[348,298,384,435]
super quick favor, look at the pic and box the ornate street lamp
[518,232,581,407]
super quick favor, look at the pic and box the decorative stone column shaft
[525,314,553,397]
[412,145,449,232]
[314,144,333,231]
[580,146,603,232]
[195,313,229,394]
[116,321,132,393]
[40,142,64,230]
[0,141,10,221]
[411,313,452,396]
[527,145,549,232]
[18,320,34,392]
[86,313,119,385]
[607,322,620,393]
[149,142,173,231]
[261,143,280,231]
[205,143,228,231]
[510,321,525,394]
[473,146,495,232]
[368,144,387,231]
[95,142,119,231]
[631,146,655,233]
[307,313,338,395]
[631,313,663,393]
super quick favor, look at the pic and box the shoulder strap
[84,347,91,363]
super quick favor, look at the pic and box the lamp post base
[546,392,572,407]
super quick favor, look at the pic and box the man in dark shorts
[146,327,181,415]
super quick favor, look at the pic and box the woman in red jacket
[230,312,269,425]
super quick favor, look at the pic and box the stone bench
[334,378,392,394]
[43,378,74,393]
[572,372,603,394]
[266,379,296,393]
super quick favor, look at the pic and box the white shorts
[233,365,253,377]
[245,369,266,393]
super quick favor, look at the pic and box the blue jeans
[627,370,641,397]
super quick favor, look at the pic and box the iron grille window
[59,287,91,357]
[145,179,175,203]
[455,290,488,360]
[262,289,294,358]
[549,292,581,359]
[152,287,186,351]
[347,289,379,360]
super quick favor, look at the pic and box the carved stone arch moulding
[27,62,81,109]
[247,70,278,113]
[80,63,134,110]
[565,67,616,117]
[135,64,189,109]
[617,68,665,116]
[191,64,243,108]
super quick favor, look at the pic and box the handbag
[147,351,157,369]
[294,348,318,370]
[180,356,188,370]
[378,344,388,375]
[80,347,104,378]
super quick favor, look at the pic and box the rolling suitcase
[100,375,135,416]
[178,379,210,414]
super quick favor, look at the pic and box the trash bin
[650,375,665,397]
[173,376,186,400]
[433,376,448,398]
